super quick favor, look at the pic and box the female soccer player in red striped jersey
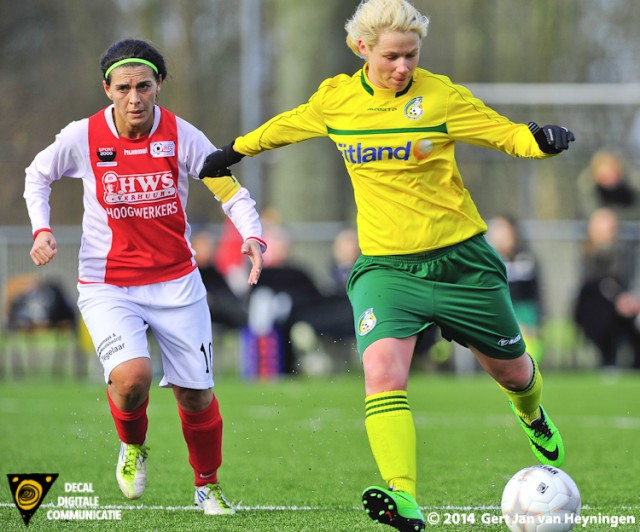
[24,38,266,516]
[198,1,575,529]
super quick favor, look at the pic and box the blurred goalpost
[463,83,640,105]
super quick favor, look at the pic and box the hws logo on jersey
[102,171,177,204]
[337,141,412,163]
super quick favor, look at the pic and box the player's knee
[174,387,213,412]
[494,355,534,391]
[108,363,152,406]
[111,378,150,406]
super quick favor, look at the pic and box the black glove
[198,141,245,178]
[528,122,575,154]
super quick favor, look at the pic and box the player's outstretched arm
[528,122,575,154]
[242,238,264,286]
[199,141,245,179]
[30,230,57,266]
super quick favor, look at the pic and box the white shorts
[77,269,214,389]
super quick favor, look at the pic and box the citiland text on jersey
[337,141,415,163]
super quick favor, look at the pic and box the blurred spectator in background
[576,149,640,221]
[213,217,251,297]
[574,208,640,369]
[486,215,544,362]
[6,274,76,333]
[254,220,321,315]
[192,229,248,331]
[4,274,79,377]
[328,227,360,291]
[247,218,355,374]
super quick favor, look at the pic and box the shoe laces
[529,415,552,440]
[203,483,232,509]
[121,444,149,477]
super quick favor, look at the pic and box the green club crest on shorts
[358,308,377,336]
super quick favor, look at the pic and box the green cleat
[362,486,425,532]
[511,403,564,467]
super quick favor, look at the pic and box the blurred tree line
[2,0,640,228]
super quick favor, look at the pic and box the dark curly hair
[100,39,167,84]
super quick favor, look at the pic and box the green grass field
[1,369,638,531]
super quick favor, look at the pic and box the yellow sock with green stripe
[499,354,542,424]
[364,390,416,497]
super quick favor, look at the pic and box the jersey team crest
[404,97,424,120]
[358,308,377,336]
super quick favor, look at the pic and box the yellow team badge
[358,308,377,336]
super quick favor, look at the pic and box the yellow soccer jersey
[235,66,551,255]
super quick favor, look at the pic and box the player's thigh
[77,286,150,383]
[147,296,214,390]
[363,336,417,394]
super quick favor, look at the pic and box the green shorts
[346,234,525,360]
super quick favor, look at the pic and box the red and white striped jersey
[25,105,261,286]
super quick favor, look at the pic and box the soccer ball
[501,465,581,532]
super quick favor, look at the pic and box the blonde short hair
[345,0,430,58]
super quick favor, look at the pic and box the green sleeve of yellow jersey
[444,80,549,159]
[234,77,343,156]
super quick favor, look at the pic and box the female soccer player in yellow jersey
[200,1,574,530]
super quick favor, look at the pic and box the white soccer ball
[501,465,581,532]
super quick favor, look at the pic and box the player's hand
[528,122,575,154]
[199,141,245,179]
[242,239,264,286]
[615,292,640,317]
[30,230,57,266]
